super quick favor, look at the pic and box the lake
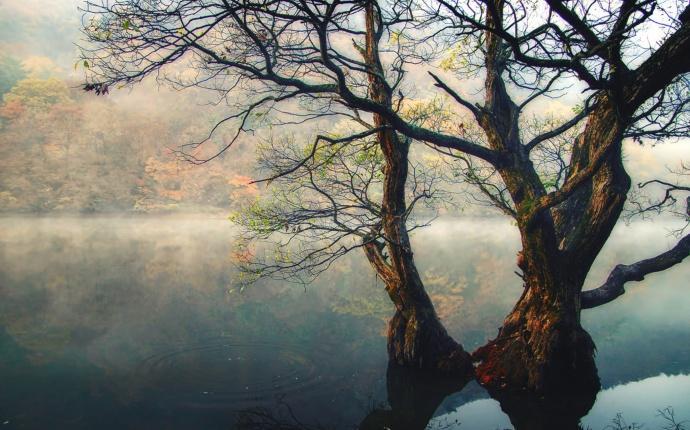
[0,216,688,429]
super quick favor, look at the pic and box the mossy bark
[473,15,630,389]
[386,283,472,373]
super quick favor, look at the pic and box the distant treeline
[0,54,259,214]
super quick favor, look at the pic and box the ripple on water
[131,337,328,410]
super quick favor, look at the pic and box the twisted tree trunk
[473,96,631,393]
[362,1,472,373]
[473,270,599,393]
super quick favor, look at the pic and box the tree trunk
[474,265,599,393]
[386,278,473,373]
[362,1,472,374]
[471,0,600,391]
[473,215,601,393]
[471,68,629,391]
[374,129,470,373]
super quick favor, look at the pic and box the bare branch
[582,233,690,309]
[427,71,481,119]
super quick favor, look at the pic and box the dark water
[0,216,688,429]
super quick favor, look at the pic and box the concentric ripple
[131,337,329,410]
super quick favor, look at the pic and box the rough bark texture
[359,0,689,390]
[473,274,600,393]
[471,0,625,394]
[361,2,472,374]
[472,99,626,394]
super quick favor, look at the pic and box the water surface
[0,216,688,429]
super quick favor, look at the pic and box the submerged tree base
[387,308,474,375]
[473,320,600,395]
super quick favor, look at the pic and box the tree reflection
[359,363,472,430]
[488,386,597,430]
[359,362,597,430]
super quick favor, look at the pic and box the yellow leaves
[439,38,477,74]
[440,44,468,72]
[439,55,456,73]
[232,199,285,236]
[399,96,456,132]
[2,78,72,112]
[390,30,408,45]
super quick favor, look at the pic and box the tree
[421,0,690,393]
[79,0,690,393]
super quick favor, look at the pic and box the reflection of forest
[0,218,523,370]
[1,218,688,385]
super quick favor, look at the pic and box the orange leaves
[228,174,258,199]
[0,99,25,120]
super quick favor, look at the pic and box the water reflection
[131,337,330,410]
[359,363,472,430]
[487,387,597,430]
[583,373,690,429]
[434,373,690,430]
[357,362,596,430]
[0,216,689,429]
[233,366,689,430]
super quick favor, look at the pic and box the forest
[0,54,259,214]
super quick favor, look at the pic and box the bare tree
[80,0,479,372]
[413,0,690,394]
[79,0,690,393]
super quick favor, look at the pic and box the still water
[0,216,688,429]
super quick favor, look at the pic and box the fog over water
[0,216,688,429]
